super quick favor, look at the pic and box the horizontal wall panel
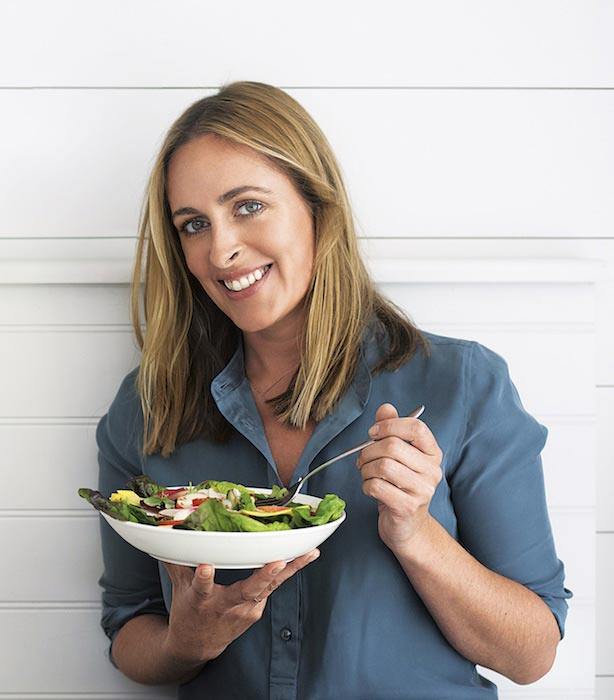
[0,609,175,695]
[479,600,594,692]
[0,0,612,87]
[369,237,614,385]
[498,693,593,700]
[1,424,99,510]
[547,511,595,602]
[596,678,614,700]
[0,696,175,700]
[0,284,133,325]
[0,509,592,604]
[1,89,613,238]
[596,388,614,531]
[0,415,594,511]
[541,419,595,511]
[380,282,595,325]
[596,533,614,675]
[0,331,140,417]
[0,516,103,602]
[596,278,614,386]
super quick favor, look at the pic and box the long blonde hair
[132,81,429,456]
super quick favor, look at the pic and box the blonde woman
[97,81,571,698]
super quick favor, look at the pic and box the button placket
[269,577,300,700]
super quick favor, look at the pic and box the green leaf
[78,488,159,525]
[291,494,346,528]
[176,499,292,532]
[143,495,175,509]
[239,491,256,511]
[192,480,249,497]
[124,475,165,498]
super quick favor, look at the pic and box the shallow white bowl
[101,487,346,569]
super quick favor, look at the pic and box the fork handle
[298,439,375,484]
[295,404,426,487]
[254,404,425,505]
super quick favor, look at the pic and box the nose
[207,222,243,269]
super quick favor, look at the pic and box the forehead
[166,134,283,202]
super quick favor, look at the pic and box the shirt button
[280,627,292,641]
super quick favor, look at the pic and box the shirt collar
[210,328,377,486]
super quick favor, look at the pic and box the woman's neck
[242,328,301,385]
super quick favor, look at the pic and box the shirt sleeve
[96,369,168,667]
[446,342,573,639]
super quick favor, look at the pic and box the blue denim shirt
[97,328,572,700]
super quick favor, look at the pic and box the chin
[233,317,281,334]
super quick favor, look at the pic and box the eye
[237,200,264,217]
[178,200,265,237]
[179,218,208,236]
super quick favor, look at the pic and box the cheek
[181,243,207,280]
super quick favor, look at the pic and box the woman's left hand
[356,403,443,552]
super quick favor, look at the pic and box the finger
[357,437,433,475]
[358,454,434,492]
[258,549,321,599]
[191,563,216,597]
[235,549,320,605]
[162,561,197,588]
[374,402,399,424]
[232,559,288,605]
[362,476,428,515]
[368,413,441,458]
[275,548,321,582]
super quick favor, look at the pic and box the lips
[219,264,272,292]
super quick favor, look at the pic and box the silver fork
[254,404,426,507]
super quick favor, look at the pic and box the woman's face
[166,134,315,337]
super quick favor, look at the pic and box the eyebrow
[171,185,273,219]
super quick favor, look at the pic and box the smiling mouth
[218,264,272,292]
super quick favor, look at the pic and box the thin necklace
[249,365,299,400]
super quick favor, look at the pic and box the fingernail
[309,550,320,561]
[368,424,379,436]
[271,564,285,575]
[199,565,213,578]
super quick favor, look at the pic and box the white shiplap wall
[0,1,612,698]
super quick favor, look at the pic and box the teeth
[223,265,270,291]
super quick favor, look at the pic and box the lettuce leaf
[78,488,158,525]
[291,494,346,528]
[176,498,292,532]
[124,475,165,498]
[192,480,247,496]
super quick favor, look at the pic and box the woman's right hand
[161,548,320,666]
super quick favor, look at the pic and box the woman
[97,81,572,698]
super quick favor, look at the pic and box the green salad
[78,475,345,533]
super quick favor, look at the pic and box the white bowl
[101,487,346,569]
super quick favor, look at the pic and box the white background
[0,1,612,698]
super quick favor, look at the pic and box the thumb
[192,563,215,596]
[374,402,399,424]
